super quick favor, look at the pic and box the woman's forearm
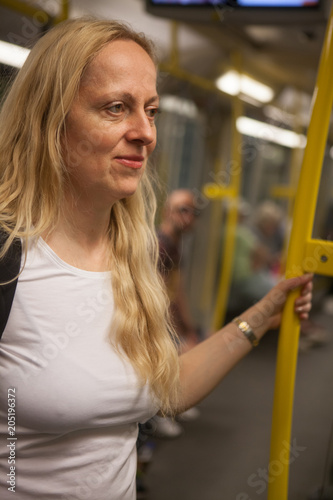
[177,304,263,411]
[176,273,313,412]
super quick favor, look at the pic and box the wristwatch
[232,317,259,347]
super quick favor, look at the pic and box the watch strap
[232,317,259,347]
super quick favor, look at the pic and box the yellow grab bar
[268,5,333,499]
[210,92,243,330]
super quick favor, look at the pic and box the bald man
[158,189,201,353]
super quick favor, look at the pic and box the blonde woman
[0,18,312,500]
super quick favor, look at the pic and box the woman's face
[63,39,158,209]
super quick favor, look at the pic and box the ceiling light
[216,70,274,104]
[236,116,307,149]
[0,40,30,69]
[160,95,199,118]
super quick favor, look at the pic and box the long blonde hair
[0,18,180,414]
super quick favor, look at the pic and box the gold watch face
[239,321,248,331]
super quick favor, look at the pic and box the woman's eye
[146,107,160,120]
[108,103,124,114]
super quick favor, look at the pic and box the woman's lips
[116,156,145,169]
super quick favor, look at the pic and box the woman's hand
[252,273,313,333]
[294,276,313,320]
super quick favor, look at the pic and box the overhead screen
[146,0,326,24]
[148,1,319,6]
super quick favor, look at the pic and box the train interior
[1,1,333,498]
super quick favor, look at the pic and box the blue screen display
[238,0,318,5]
[150,0,319,6]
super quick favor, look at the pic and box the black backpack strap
[0,232,22,339]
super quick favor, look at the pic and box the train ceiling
[0,0,331,114]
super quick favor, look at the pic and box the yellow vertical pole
[0,0,69,24]
[212,86,243,331]
[0,0,48,18]
[267,6,333,500]
[55,0,70,23]
[170,21,179,67]
[200,160,228,316]
[280,145,304,273]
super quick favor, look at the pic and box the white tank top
[0,238,158,499]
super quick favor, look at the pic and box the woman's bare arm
[177,274,313,411]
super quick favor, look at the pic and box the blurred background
[1,1,333,499]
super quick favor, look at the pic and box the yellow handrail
[267,5,333,499]
[0,0,69,25]
[0,0,49,20]
[209,92,243,330]
[55,0,70,24]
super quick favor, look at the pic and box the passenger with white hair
[228,199,283,313]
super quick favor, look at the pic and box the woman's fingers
[301,280,313,295]
[254,273,314,331]
[278,273,314,294]
[295,301,312,314]
[294,278,313,320]
[294,277,313,313]
[269,274,313,323]
[295,292,312,308]
[297,309,311,320]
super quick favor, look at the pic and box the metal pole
[268,6,333,499]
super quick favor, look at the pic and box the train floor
[140,310,333,500]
